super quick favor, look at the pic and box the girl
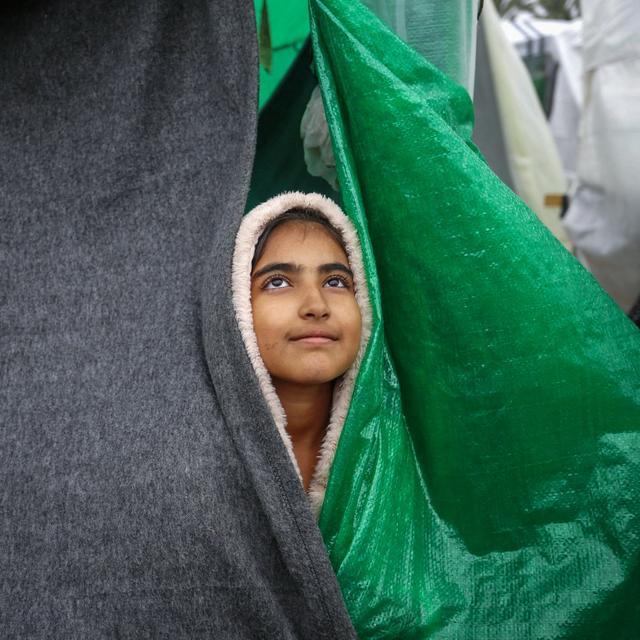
[232,192,371,513]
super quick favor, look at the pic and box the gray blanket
[0,1,355,637]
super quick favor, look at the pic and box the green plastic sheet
[254,0,310,109]
[310,0,640,637]
[247,42,337,211]
[360,0,479,93]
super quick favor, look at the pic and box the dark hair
[251,207,347,270]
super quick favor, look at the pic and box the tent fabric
[631,296,640,328]
[547,22,583,180]
[580,0,640,71]
[562,0,640,313]
[247,40,338,210]
[481,0,569,247]
[253,0,310,109]
[309,0,640,637]
[472,14,515,189]
[301,86,340,191]
[297,0,481,193]
[499,15,583,181]
[360,0,479,94]
[1,2,355,637]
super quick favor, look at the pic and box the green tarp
[310,0,640,637]
[254,0,310,109]
[361,0,479,92]
[247,41,336,210]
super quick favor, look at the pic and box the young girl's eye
[263,276,290,290]
[324,275,349,289]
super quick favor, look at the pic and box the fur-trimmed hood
[233,192,372,516]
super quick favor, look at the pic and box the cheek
[340,301,363,357]
[251,299,287,351]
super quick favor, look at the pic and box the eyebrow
[319,262,353,278]
[251,261,353,280]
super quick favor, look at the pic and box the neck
[273,379,333,491]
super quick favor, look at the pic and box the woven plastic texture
[310,0,640,638]
[360,0,479,93]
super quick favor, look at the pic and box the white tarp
[501,14,583,181]
[581,1,640,70]
[563,0,640,312]
[547,22,582,180]
[482,0,569,247]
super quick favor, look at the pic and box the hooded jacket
[232,192,372,515]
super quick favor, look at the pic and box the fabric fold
[309,0,640,637]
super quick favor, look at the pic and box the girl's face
[251,221,362,387]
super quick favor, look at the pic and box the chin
[286,360,347,386]
[290,369,340,386]
[268,352,354,387]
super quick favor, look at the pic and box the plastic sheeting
[481,0,569,247]
[310,0,640,637]
[501,16,584,181]
[301,0,480,191]
[547,21,583,180]
[581,1,640,71]
[300,86,339,190]
[562,0,640,313]
[253,0,310,109]
[248,42,336,210]
[360,0,479,94]
[472,18,515,190]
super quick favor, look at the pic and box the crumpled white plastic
[563,0,640,312]
[300,86,339,191]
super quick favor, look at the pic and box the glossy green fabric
[310,0,640,638]
[247,42,337,211]
[360,0,479,93]
[253,0,309,109]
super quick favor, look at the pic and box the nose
[299,286,330,320]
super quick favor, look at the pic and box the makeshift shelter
[563,0,640,313]
[253,0,310,110]
[498,13,582,189]
[309,0,640,636]
[474,0,569,246]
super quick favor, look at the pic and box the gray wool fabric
[0,1,355,638]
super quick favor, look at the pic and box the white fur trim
[232,192,372,517]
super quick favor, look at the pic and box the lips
[290,330,338,344]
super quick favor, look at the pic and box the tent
[563,0,640,313]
